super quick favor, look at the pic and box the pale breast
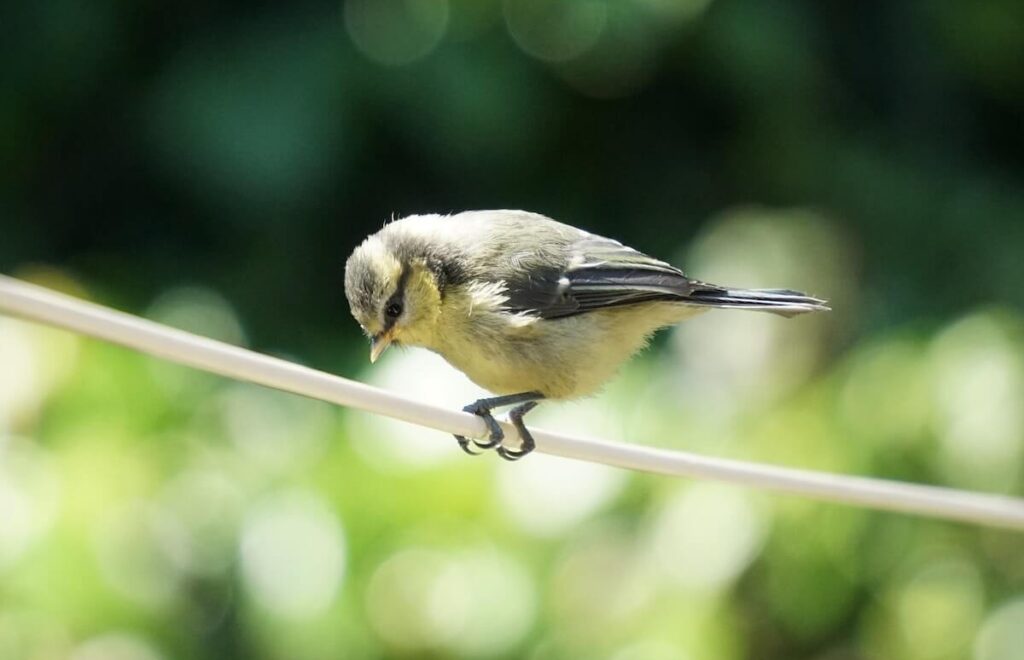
[427,301,705,399]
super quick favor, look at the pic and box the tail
[685,285,830,318]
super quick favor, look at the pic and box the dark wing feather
[503,234,697,319]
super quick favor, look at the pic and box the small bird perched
[345,210,828,460]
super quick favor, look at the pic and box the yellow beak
[369,332,393,363]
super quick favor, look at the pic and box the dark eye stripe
[382,264,411,330]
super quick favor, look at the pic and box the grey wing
[503,233,698,319]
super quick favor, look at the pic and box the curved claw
[496,444,529,461]
[472,433,503,450]
[454,434,484,456]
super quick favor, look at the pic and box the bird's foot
[495,401,539,461]
[454,400,505,454]
[453,392,543,459]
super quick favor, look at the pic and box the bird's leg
[454,392,543,455]
[496,401,540,461]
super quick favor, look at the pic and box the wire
[2,274,1023,530]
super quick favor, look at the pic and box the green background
[1,1,1022,659]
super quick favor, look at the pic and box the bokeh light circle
[496,447,625,537]
[239,489,346,619]
[345,0,450,66]
[0,436,60,570]
[504,0,607,63]
[648,483,768,591]
[974,598,1024,660]
[366,546,536,655]
[70,633,164,660]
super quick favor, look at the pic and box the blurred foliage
[1,0,1023,659]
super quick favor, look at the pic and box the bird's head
[344,235,443,362]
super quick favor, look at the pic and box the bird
[344,210,828,461]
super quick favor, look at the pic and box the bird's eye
[385,302,403,319]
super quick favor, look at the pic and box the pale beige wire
[1,274,1022,530]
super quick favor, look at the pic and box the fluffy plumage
[344,210,828,400]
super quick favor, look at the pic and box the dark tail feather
[685,286,830,317]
